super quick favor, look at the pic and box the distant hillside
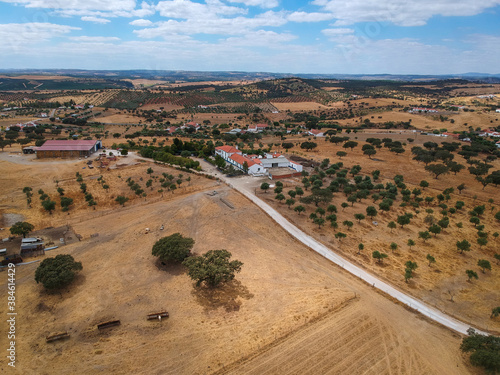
[0,69,499,86]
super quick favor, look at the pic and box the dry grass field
[258,139,500,334]
[0,155,477,374]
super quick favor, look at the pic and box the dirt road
[197,159,484,336]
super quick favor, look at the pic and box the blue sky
[0,0,499,74]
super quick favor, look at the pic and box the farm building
[36,140,102,159]
[228,153,265,175]
[215,145,302,176]
[20,237,44,257]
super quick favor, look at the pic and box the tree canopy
[461,332,500,373]
[34,254,82,290]
[9,221,34,238]
[183,249,243,287]
[152,233,195,263]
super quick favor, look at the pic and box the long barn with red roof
[36,140,102,159]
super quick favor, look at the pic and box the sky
[0,0,499,74]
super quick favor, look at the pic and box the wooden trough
[97,320,121,330]
[147,312,169,321]
[46,332,70,343]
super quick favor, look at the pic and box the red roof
[216,145,240,154]
[230,153,258,167]
[37,140,98,152]
[309,129,322,135]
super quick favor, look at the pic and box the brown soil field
[336,109,499,133]
[96,113,142,124]
[0,155,477,374]
[123,79,169,88]
[270,102,332,112]
[257,138,500,334]
[139,103,184,111]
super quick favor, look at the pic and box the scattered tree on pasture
[152,233,195,263]
[182,249,243,288]
[35,254,82,290]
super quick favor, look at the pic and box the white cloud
[287,11,334,23]
[81,16,111,23]
[155,0,245,19]
[69,36,120,42]
[135,10,287,38]
[223,30,296,46]
[322,28,354,35]
[2,0,155,19]
[312,0,500,26]
[0,22,79,45]
[129,19,153,27]
[2,0,137,12]
[228,0,279,8]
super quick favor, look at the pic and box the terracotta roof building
[36,140,102,159]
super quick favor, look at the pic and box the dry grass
[259,138,500,334]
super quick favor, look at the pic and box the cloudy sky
[1,0,499,74]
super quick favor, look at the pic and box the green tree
[397,214,411,228]
[387,221,396,233]
[57,187,65,196]
[477,237,488,247]
[342,220,353,230]
[491,307,500,318]
[260,182,270,193]
[336,151,347,159]
[335,232,347,241]
[426,254,436,266]
[34,254,82,290]
[60,197,74,212]
[9,221,34,238]
[428,224,441,237]
[495,253,500,265]
[286,198,295,209]
[357,243,364,255]
[456,240,471,254]
[460,333,500,373]
[477,259,491,273]
[420,180,429,189]
[425,163,450,179]
[294,205,305,215]
[390,242,398,253]
[182,249,243,288]
[275,193,286,203]
[354,213,365,223]
[418,231,431,242]
[363,148,377,159]
[372,250,388,263]
[41,199,56,214]
[152,233,194,263]
[466,269,478,282]
[366,206,377,218]
[407,239,415,250]
[115,195,129,207]
[314,217,326,229]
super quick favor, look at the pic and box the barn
[36,140,102,159]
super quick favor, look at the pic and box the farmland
[1,74,500,374]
